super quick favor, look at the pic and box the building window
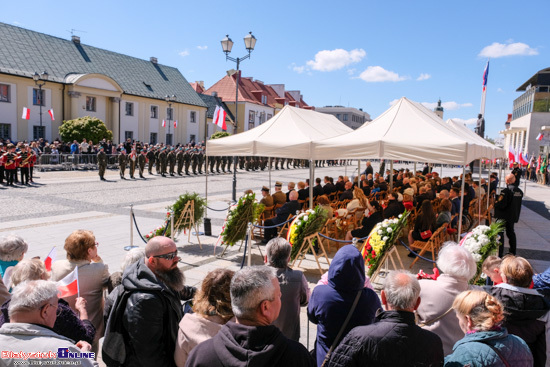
[267,114,272,120]
[33,89,45,106]
[343,114,348,121]
[189,134,196,143]
[190,111,196,123]
[249,111,255,123]
[86,96,96,112]
[33,126,45,140]
[167,107,173,120]
[150,132,157,145]
[0,124,11,139]
[124,131,133,140]
[336,113,341,120]
[0,84,10,102]
[151,106,158,119]
[166,133,173,145]
[125,102,133,116]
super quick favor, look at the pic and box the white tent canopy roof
[206,105,352,159]
[446,118,506,160]
[312,97,492,165]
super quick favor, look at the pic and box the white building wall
[120,100,139,140]
[0,82,17,140]
[187,109,200,143]
[26,86,52,141]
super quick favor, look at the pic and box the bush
[59,116,113,143]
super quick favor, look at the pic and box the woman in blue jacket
[307,245,381,366]
[445,290,533,367]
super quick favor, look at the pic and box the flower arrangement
[362,210,410,277]
[287,206,328,261]
[459,220,505,284]
[222,193,264,246]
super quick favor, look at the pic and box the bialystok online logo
[2,348,95,360]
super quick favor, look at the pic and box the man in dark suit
[263,191,300,243]
[313,178,324,198]
[323,176,335,196]
[339,181,353,201]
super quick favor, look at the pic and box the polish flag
[44,247,56,271]
[48,109,55,121]
[174,120,178,128]
[213,106,221,124]
[162,120,166,127]
[57,267,79,298]
[537,133,543,141]
[22,107,30,120]
[215,106,227,131]
[519,152,529,166]
[508,146,516,162]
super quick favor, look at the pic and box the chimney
[150,57,158,64]
[71,35,80,44]
[212,91,218,97]
[197,81,204,89]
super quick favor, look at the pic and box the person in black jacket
[494,174,523,256]
[263,191,300,243]
[313,177,324,198]
[102,236,195,367]
[345,200,383,241]
[383,192,405,219]
[326,270,443,367]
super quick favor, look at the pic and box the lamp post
[165,94,176,145]
[221,32,257,202]
[33,71,49,139]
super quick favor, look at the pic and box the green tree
[210,131,231,140]
[59,116,113,143]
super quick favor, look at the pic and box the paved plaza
[2,161,550,350]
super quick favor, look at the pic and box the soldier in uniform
[154,148,161,175]
[176,148,184,175]
[227,156,233,173]
[129,148,137,179]
[191,148,199,175]
[146,147,156,175]
[168,147,176,176]
[2,144,19,186]
[159,148,168,177]
[221,156,227,173]
[239,156,245,170]
[19,145,30,185]
[197,147,205,174]
[118,148,127,179]
[97,146,107,181]
[209,155,216,173]
[215,156,222,173]
[138,149,147,178]
[184,148,191,175]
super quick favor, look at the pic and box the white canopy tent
[312,97,490,165]
[446,118,506,160]
[206,105,352,158]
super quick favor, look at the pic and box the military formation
[0,143,38,186]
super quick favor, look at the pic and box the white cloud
[417,73,431,81]
[178,50,190,57]
[497,88,504,93]
[421,101,472,111]
[306,48,366,72]
[358,66,407,82]
[347,68,356,76]
[197,45,207,50]
[12,21,22,25]
[479,42,538,58]
[451,118,478,126]
[289,63,306,74]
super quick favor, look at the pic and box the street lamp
[33,70,49,139]
[221,32,257,202]
[165,94,176,145]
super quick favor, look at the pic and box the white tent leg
[309,161,314,209]
[457,166,466,241]
[390,161,394,191]
[268,157,272,189]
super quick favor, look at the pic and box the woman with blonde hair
[444,290,533,366]
[174,268,235,367]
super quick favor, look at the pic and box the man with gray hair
[327,270,443,367]
[266,238,310,341]
[0,280,97,366]
[186,266,314,367]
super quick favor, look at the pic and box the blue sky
[3,0,549,140]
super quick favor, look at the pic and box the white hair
[266,238,291,269]
[230,266,276,319]
[121,248,146,271]
[8,280,58,319]
[437,242,477,280]
[0,235,28,261]
[384,270,420,310]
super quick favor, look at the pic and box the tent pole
[358,159,361,177]
[414,162,417,175]
[487,161,490,215]
[457,166,466,241]
[268,157,272,189]
[440,164,443,177]
[345,159,347,176]
[478,159,482,224]
[498,161,503,195]
[205,155,209,210]
[390,161,394,191]
[309,161,314,210]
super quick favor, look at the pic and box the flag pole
[76,267,80,298]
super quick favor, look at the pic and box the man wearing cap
[273,182,286,206]
[2,144,19,186]
[176,147,184,176]
[286,182,296,202]
[260,186,274,207]
[168,147,176,176]
[263,191,300,243]
[146,147,156,175]
[159,148,168,177]
[138,149,147,178]
[511,162,522,188]
[118,148,127,179]
[97,146,107,181]
[129,148,138,179]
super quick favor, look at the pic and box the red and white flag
[214,105,227,131]
[57,267,79,298]
[508,146,516,164]
[174,120,178,128]
[537,133,543,141]
[162,120,166,127]
[44,247,56,272]
[22,107,30,120]
[48,109,55,121]
[519,152,529,166]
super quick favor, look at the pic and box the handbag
[420,229,433,240]
[320,290,362,367]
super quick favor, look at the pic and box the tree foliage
[210,131,231,140]
[59,116,113,143]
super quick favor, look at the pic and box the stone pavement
[1,162,550,350]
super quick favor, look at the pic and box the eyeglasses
[40,302,59,314]
[153,251,178,260]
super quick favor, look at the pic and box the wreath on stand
[221,193,264,246]
[287,206,328,261]
[144,192,206,240]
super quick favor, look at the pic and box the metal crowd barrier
[38,154,120,171]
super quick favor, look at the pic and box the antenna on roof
[67,29,87,37]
